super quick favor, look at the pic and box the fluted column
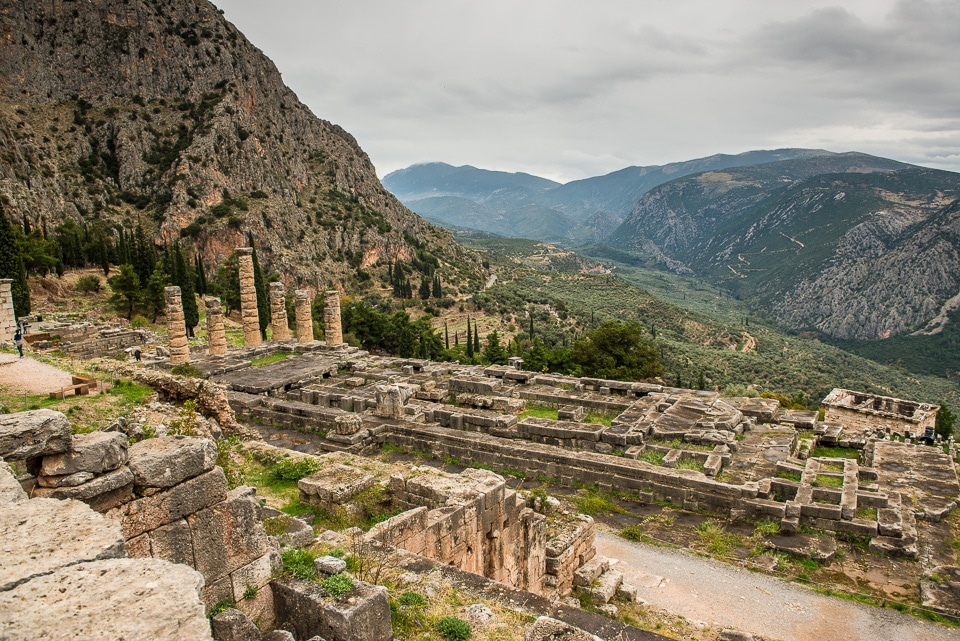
[295,289,313,343]
[237,247,262,347]
[205,296,227,355]
[269,281,291,341]
[323,290,343,345]
[164,286,190,364]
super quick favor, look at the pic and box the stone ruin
[822,388,939,439]
[0,278,16,342]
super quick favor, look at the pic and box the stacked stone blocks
[164,286,190,364]
[205,296,228,355]
[269,281,291,341]
[237,248,262,347]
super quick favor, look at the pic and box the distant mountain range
[385,151,960,342]
[383,149,830,243]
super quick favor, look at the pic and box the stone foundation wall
[60,330,146,358]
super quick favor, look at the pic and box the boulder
[31,466,134,512]
[40,431,128,477]
[0,409,72,461]
[127,436,217,488]
[315,555,348,576]
[0,458,27,503]
[210,607,262,641]
[0,498,124,591]
[524,617,601,641]
[0,558,211,641]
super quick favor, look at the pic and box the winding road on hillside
[595,529,957,641]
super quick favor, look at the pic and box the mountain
[0,0,481,291]
[607,153,960,340]
[383,150,828,243]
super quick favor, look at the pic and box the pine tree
[144,264,170,323]
[0,213,30,316]
[107,264,140,320]
[248,232,270,339]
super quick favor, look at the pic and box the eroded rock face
[0,458,27,503]
[0,558,211,641]
[127,436,217,488]
[0,409,71,461]
[524,617,602,641]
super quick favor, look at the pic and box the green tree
[195,254,208,296]
[473,324,480,354]
[144,265,170,323]
[936,403,956,439]
[571,321,663,381]
[210,251,240,313]
[482,329,507,365]
[173,245,199,336]
[419,277,431,300]
[248,233,269,339]
[465,317,474,358]
[107,264,140,320]
[0,213,30,316]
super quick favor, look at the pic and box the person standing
[14,325,23,358]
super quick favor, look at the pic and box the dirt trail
[0,354,74,395]
[595,529,957,641]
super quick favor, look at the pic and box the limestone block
[124,533,151,559]
[272,577,392,641]
[211,608,261,641]
[0,558,211,641]
[108,467,228,539]
[40,431,128,477]
[298,464,376,508]
[295,289,313,343]
[188,486,270,583]
[264,631,296,641]
[231,550,282,602]
[269,282,291,341]
[717,630,755,641]
[127,436,217,488]
[616,582,639,602]
[573,555,609,587]
[315,555,348,575]
[334,414,364,435]
[0,459,28,503]
[31,466,134,513]
[36,470,95,488]
[0,498,124,591]
[524,617,601,641]
[587,568,623,604]
[0,409,72,461]
[149,518,195,567]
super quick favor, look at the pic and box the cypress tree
[529,314,534,340]
[444,322,449,350]
[174,244,199,337]
[432,274,441,298]
[474,324,480,353]
[99,238,109,276]
[419,277,431,300]
[247,232,270,339]
[465,318,473,357]
[454,329,459,347]
[195,254,208,296]
[0,213,30,316]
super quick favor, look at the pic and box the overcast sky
[214,0,960,183]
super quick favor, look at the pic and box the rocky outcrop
[0,0,481,292]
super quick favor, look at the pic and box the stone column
[295,289,313,343]
[323,290,343,345]
[0,279,16,342]
[205,296,227,355]
[237,248,262,347]
[164,286,190,364]
[269,282,291,341]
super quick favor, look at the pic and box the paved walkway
[595,529,958,641]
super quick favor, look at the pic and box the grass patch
[675,458,704,472]
[281,548,318,580]
[251,352,292,367]
[573,486,626,516]
[812,445,860,461]
[776,470,802,482]
[856,507,878,521]
[518,404,558,421]
[661,438,715,452]
[813,474,843,488]
[170,363,203,377]
[585,411,618,426]
[320,573,355,597]
[818,461,845,473]
[638,449,665,465]
[695,520,742,557]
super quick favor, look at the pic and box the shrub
[269,457,322,482]
[435,616,472,641]
[130,315,149,328]
[320,573,354,597]
[280,548,317,580]
[76,274,102,293]
[170,364,203,378]
[397,591,428,608]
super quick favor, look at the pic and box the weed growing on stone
[674,458,704,472]
[695,520,741,557]
[573,486,625,516]
[518,404,558,421]
[251,353,291,367]
[280,548,318,580]
[320,573,355,597]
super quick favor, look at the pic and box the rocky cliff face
[610,156,960,340]
[0,0,481,290]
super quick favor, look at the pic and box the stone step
[588,569,623,604]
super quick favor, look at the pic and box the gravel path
[0,354,74,395]
[595,529,957,641]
